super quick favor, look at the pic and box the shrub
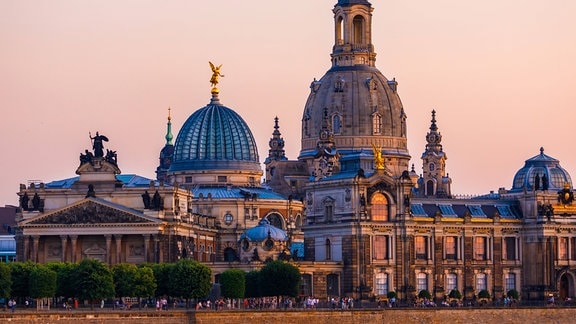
[448,289,462,299]
[478,289,491,299]
[507,289,519,300]
[418,289,432,299]
[387,291,397,299]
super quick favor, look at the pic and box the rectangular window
[375,273,389,296]
[185,176,193,183]
[446,274,457,292]
[218,176,227,183]
[476,274,487,291]
[374,236,388,260]
[325,205,333,222]
[445,237,457,260]
[504,237,517,260]
[505,273,516,292]
[474,237,487,260]
[415,236,428,260]
[417,273,428,292]
[496,205,514,217]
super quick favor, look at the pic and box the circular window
[264,239,274,250]
[224,212,233,225]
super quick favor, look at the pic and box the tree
[149,263,172,298]
[245,271,261,298]
[418,289,432,300]
[0,263,12,300]
[29,264,57,309]
[9,261,36,299]
[170,259,211,307]
[507,289,519,300]
[72,259,115,309]
[258,260,301,297]
[448,289,462,299]
[133,266,157,304]
[46,262,77,299]
[112,263,139,299]
[220,269,245,301]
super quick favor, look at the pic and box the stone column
[23,235,30,262]
[105,235,113,265]
[153,235,160,263]
[143,234,150,263]
[32,235,40,263]
[114,235,123,264]
[69,235,78,263]
[60,235,68,262]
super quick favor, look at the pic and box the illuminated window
[371,192,388,221]
[559,237,568,260]
[446,273,457,292]
[476,273,487,291]
[374,236,388,260]
[415,236,428,260]
[474,237,488,260]
[417,272,428,292]
[375,273,389,296]
[445,237,457,260]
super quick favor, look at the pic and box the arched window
[325,238,332,260]
[336,16,344,45]
[223,247,236,262]
[353,16,365,44]
[476,273,487,291]
[505,273,516,292]
[372,114,382,134]
[426,180,435,196]
[417,272,428,292]
[375,273,389,296]
[371,192,388,221]
[333,114,342,134]
[266,213,284,230]
[446,273,457,292]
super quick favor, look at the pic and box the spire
[425,110,442,149]
[165,107,174,145]
[267,116,287,161]
[332,0,375,68]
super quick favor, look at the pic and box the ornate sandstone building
[14,0,576,304]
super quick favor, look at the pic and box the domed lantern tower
[299,0,410,177]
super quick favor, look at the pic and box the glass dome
[170,98,261,172]
[239,219,288,242]
[510,147,572,192]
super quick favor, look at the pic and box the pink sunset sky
[1,0,575,206]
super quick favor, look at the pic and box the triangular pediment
[23,198,160,226]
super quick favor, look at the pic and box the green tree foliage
[46,262,77,299]
[112,263,139,298]
[478,289,491,299]
[448,289,462,299]
[73,259,115,308]
[245,270,261,298]
[29,264,57,299]
[418,289,432,299]
[148,263,173,297]
[170,259,211,303]
[386,291,397,299]
[9,261,35,299]
[507,289,519,300]
[0,263,12,299]
[220,269,245,299]
[259,260,301,297]
[134,266,156,300]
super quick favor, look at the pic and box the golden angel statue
[372,143,385,170]
[209,62,224,88]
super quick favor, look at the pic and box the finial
[540,147,545,155]
[165,107,173,145]
[429,110,438,132]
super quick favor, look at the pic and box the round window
[224,212,233,225]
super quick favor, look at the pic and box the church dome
[239,219,288,242]
[170,95,261,172]
[298,0,410,175]
[510,147,573,192]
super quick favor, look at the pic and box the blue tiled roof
[44,174,157,189]
[192,186,288,200]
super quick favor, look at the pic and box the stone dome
[239,219,288,242]
[170,95,261,172]
[510,147,573,192]
[298,0,410,176]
